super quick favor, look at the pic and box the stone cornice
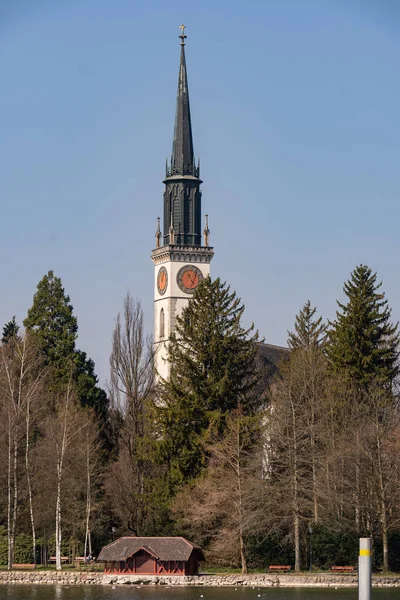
[151,245,214,265]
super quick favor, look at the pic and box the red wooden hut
[97,537,203,576]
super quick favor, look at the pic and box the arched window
[160,308,165,339]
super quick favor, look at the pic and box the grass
[202,567,400,576]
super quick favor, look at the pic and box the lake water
[0,587,398,600]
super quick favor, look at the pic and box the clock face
[157,267,168,295]
[177,265,204,294]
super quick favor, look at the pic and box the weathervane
[179,24,187,45]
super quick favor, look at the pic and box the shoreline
[0,572,399,587]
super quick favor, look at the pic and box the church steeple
[152,27,214,381]
[163,27,202,246]
[170,29,196,177]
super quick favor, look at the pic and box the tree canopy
[327,264,399,389]
[2,316,20,345]
[288,300,326,350]
[158,276,263,492]
[23,270,111,449]
[23,271,78,379]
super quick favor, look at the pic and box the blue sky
[1,0,400,385]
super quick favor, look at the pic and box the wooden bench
[74,557,95,567]
[268,565,291,572]
[49,556,69,564]
[330,566,355,573]
[12,564,35,570]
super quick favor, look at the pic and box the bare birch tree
[43,379,87,570]
[0,334,46,568]
[81,414,102,560]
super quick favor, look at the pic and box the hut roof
[97,537,203,562]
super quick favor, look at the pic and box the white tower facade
[152,245,214,380]
[151,30,214,380]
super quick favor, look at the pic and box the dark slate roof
[257,342,288,367]
[256,342,289,386]
[171,42,195,176]
[97,537,203,563]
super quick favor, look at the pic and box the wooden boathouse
[97,537,203,576]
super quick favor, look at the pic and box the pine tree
[2,316,20,344]
[158,276,262,492]
[287,301,326,350]
[24,271,111,447]
[327,264,399,389]
[74,349,112,449]
[23,271,77,379]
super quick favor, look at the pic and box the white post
[358,538,372,600]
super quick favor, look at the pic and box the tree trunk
[382,517,389,572]
[290,396,301,572]
[294,511,301,572]
[7,416,12,570]
[55,465,62,571]
[376,418,389,572]
[355,459,360,531]
[239,527,248,574]
[11,435,19,568]
[235,411,248,575]
[84,442,91,560]
[54,381,81,571]
[311,417,318,524]
[309,360,319,525]
[55,408,68,572]
[25,399,36,567]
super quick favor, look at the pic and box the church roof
[257,342,288,365]
[256,342,289,384]
[97,536,203,562]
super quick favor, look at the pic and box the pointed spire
[203,214,210,246]
[171,26,195,176]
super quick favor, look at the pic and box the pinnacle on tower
[155,217,162,248]
[203,214,210,246]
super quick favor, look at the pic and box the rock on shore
[0,571,399,587]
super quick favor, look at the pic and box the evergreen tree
[24,271,111,447]
[327,264,399,389]
[2,317,20,344]
[23,271,77,380]
[74,349,112,450]
[158,277,262,492]
[287,300,326,350]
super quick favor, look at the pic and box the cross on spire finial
[179,24,187,45]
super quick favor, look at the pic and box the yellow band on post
[360,549,371,556]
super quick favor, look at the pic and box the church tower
[151,27,214,380]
